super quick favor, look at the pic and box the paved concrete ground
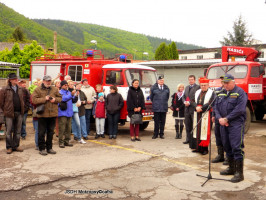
[0,111,265,200]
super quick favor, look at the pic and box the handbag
[59,101,67,111]
[130,113,143,124]
[36,104,45,114]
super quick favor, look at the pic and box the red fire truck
[30,50,157,130]
[205,46,266,133]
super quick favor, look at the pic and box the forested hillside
[0,3,204,59]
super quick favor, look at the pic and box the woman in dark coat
[127,79,145,141]
[106,85,124,139]
[171,83,185,139]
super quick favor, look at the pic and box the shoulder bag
[130,112,143,124]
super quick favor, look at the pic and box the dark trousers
[85,109,92,135]
[38,117,56,151]
[154,112,166,137]
[214,119,223,146]
[107,113,120,136]
[220,122,245,160]
[58,116,72,145]
[184,111,193,142]
[6,112,23,150]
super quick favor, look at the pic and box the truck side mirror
[204,68,208,77]
[259,65,265,75]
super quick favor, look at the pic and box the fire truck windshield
[125,69,157,87]
[207,65,248,79]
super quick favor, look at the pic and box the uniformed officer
[214,74,247,183]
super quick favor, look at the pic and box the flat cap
[43,75,52,81]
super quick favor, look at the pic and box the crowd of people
[0,72,246,183]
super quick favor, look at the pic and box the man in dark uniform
[212,75,228,165]
[214,74,247,183]
[150,75,170,139]
[182,75,200,144]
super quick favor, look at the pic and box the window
[68,65,82,81]
[181,56,187,60]
[106,70,124,85]
[207,65,248,79]
[259,52,264,58]
[197,55,203,59]
[125,69,157,87]
[250,66,260,78]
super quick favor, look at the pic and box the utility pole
[54,31,57,54]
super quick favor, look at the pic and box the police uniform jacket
[150,83,170,112]
[214,85,247,124]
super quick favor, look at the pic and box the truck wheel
[139,122,149,131]
[255,108,265,121]
[245,107,251,134]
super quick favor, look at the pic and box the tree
[11,27,27,42]
[0,41,44,78]
[220,15,253,46]
[169,42,179,60]
[155,43,169,60]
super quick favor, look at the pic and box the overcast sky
[1,0,266,48]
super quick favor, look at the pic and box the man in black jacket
[150,75,170,139]
[182,75,200,144]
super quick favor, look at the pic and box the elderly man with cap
[150,75,170,139]
[0,73,24,154]
[190,77,215,155]
[81,78,96,137]
[58,80,78,148]
[214,74,247,183]
[32,75,62,155]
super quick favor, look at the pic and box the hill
[0,3,204,59]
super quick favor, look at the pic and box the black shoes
[113,135,117,139]
[131,138,135,142]
[83,137,89,140]
[109,135,112,139]
[101,135,105,138]
[183,141,189,144]
[160,135,165,139]
[64,143,73,147]
[135,138,141,141]
[95,135,100,139]
[152,135,158,139]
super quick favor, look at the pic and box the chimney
[54,31,57,54]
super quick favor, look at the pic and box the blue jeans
[72,112,81,140]
[79,115,87,138]
[85,109,92,135]
[33,119,38,147]
[21,113,28,137]
[107,113,120,136]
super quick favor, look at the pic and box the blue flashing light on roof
[119,55,126,62]
[86,50,94,57]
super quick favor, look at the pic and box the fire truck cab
[205,46,266,133]
[30,50,157,130]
